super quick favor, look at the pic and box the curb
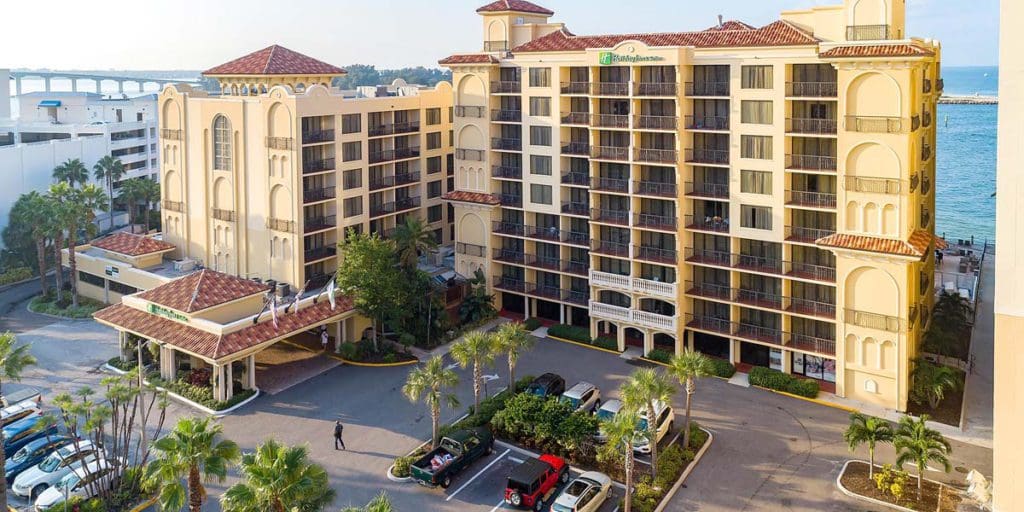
[751,384,859,413]
[835,460,927,512]
[102,363,261,416]
[26,296,100,321]
[546,334,623,355]
[654,427,714,512]
[128,497,158,512]
[279,339,419,367]
[387,464,413,483]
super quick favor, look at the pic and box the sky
[0,0,999,71]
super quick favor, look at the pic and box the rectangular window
[530,155,552,175]
[530,184,552,205]
[342,114,361,134]
[427,204,443,223]
[427,132,442,150]
[740,205,773,230]
[448,106,454,123]
[740,135,773,160]
[426,108,441,126]
[342,141,362,162]
[343,197,363,217]
[342,169,362,189]
[78,271,105,288]
[529,68,550,87]
[529,97,551,117]
[109,280,139,296]
[741,65,773,89]
[740,170,772,194]
[427,156,442,174]
[740,100,773,124]
[427,181,442,198]
[530,126,552,146]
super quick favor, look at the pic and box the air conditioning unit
[173,259,197,272]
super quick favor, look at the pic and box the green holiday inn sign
[598,52,665,65]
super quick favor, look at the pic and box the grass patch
[29,293,105,319]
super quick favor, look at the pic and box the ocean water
[940,66,999,97]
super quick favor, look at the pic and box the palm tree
[0,332,38,510]
[93,156,125,231]
[451,331,499,414]
[145,416,241,512]
[138,178,161,231]
[666,349,713,450]
[118,177,144,227]
[46,183,72,304]
[392,216,437,270]
[894,415,952,496]
[221,440,334,512]
[52,158,89,187]
[65,184,108,307]
[8,192,53,295]
[598,409,641,512]
[493,322,534,389]
[842,413,894,479]
[910,358,963,409]
[402,355,459,450]
[340,491,394,512]
[620,368,675,474]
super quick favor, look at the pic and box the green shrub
[593,337,618,351]
[708,358,736,378]
[382,353,397,364]
[391,455,415,478]
[29,294,105,319]
[491,393,597,457]
[164,379,256,410]
[645,348,672,364]
[687,421,709,450]
[106,356,137,372]
[547,323,591,343]
[0,267,32,286]
[523,318,542,331]
[748,367,819,398]
[338,342,360,360]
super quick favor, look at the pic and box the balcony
[592,114,630,129]
[685,115,729,131]
[368,147,420,164]
[845,116,903,134]
[923,110,932,128]
[786,190,837,209]
[368,122,420,137]
[492,138,522,151]
[494,275,527,293]
[590,270,677,299]
[561,172,589,186]
[302,129,334,144]
[491,81,521,94]
[735,289,783,310]
[846,24,891,41]
[592,146,630,161]
[921,207,931,228]
[563,260,589,276]
[684,248,731,267]
[788,118,838,135]
[302,158,335,174]
[685,82,729,97]
[492,166,523,179]
[685,181,729,199]
[529,284,564,300]
[589,301,677,331]
[635,180,677,198]
[531,255,562,271]
[491,109,522,123]
[635,115,678,131]
[685,281,732,302]
[937,79,945,92]
[636,82,677,96]
[303,186,336,203]
[589,301,630,322]
[922,143,932,162]
[498,194,523,208]
[787,261,836,283]
[369,172,420,191]
[455,242,486,257]
[211,208,235,222]
[785,226,836,244]
[162,200,184,213]
[161,129,183,140]
[910,172,920,192]
[635,213,677,231]
[456,148,485,162]
[787,82,838,98]
[592,82,629,96]
[591,176,629,193]
[734,323,783,345]
[636,148,677,164]
[685,148,729,165]
[493,248,528,265]
[788,298,837,319]
[561,142,591,156]
[845,176,900,194]
[526,225,561,242]
[560,82,589,95]
[734,253,783,275]
[635,245,677,264]
[685,214,730,233]
[483,40,508,52]
[492,221,526,237]
[304,246,337,262]
[561,112,590,125]
[562,231,590,246]
[686,314,732,336]
[564,290,589,305]
[591,239,629,257]
[561,201,589,216]
[454,105,486,118]
[921,174,932,195]
[787,154,837,172]
[591,208,630,226]
[267,218,296,233]
[305,273,333,290]
[789,334,836,356]
[265,136,293,150]
[303,215,336,234]
[369,202,395,217]
[845,309,905,332]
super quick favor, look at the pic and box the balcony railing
[454,105,486,118]
[560,82,589,95]
[734,253,783,274]
[267,218,295,233]
[922,143,932,162]
[635,82,677,96]
[787,154,836,171]
[845,309,905,332]
[162,200,184,213]
[483,40,508,52]
[921,174,932,195]
[368,122,420,137]
[592,114,630,129]
[685,82,729,97]
[369,172,420,191]
[493,249,528,264]
[590,301,677,331]
[789,334,836,356]
[492,221,526,237]
[211,208,235,222]
[491,138,522,151]
[684,248,732,267]
[788,297,837,319]
[561,201,589,216]
[564,290,589,305]
[591,208,630,225]
[591,239,629,257]
[563,260,589,276]
[303,186,336,203]
[685,215,730,233]
[491,81,521,94]
[593,82,630,96]
[592,176,629,193]
[592,146,630,161]
[685,115,729,131]
[368,147,421,164]
[845,116,903,134]
[735,288,783,310]
[160,129,183,140]
[562,231,590,246]
[686,314,732,336]
[845,176,901,194]
[786,190,837,208]
[526,224,561,241]
[590,270,677,299]
[302,129,334,144]
[685,281,732,301]
[636,148,677,164]
[734,323,783,345]
[304,246,337,262]
[635,245,677,264]
[787,82,838,98]
[561,172,589,186]
[685,148,729,165]
[635,180,677,197]
[923,110,932,128]
[531,255,562,271]
[491,109,522,123]
[456,242,486,257]
[498,194,523,207]
[529,284,564,300]
[635,213,677,230]
[303,158,335,174]
[303,215,336,233]
[921,207,931,228]
[785,226,836,243]
[685,181,729,199]
[789,118,838,135]
[561,142,591,156]
[494,275,527,293]
[265,136,293,150]
[787,261,836,283]
[846,24,891,41]
[492,166,523,179]
[635,115,678,131]
[561,112,590,125]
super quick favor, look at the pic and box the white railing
[632,310,677,330]
[589,301,631,322]
[589,270,677,299]
[634,278,676,299]
[590,270,631,292]
[588,300,677,331]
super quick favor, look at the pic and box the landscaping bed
[749,366,819,398]
[140,368,257,411]
[840,461,963,511]
[337,339,418,364]
[548,323,620,351]
[0,267,33,286]
[29,292,106,318]
[643,350,737,378]
[907,369,965,427]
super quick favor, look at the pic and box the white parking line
[445,448,511,502]
[488,497,508,512]
[508,456,524,464]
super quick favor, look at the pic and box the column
[782,349,793,375]
[335,320,343,353]
[95,80,101,94]
[224,363,234,401]
[117,81,124,94]
[559,305,565,324]
[15,77,22,96]
[70,79,77,93]
[675,331,684,355]
[730,339,739,365]
[43,77,51,92]
[160,346,175,381]
[118,331,130,361]
[616,325,626,352]
[686,329,695,351]
[247,355,256,390]
[643,330,653,356]
[524,296,530,318]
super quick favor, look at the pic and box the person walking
[334,420,346,450]
[321,326,330,351]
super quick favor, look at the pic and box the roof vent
[718,14,724,28]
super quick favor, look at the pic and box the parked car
[504,454,569,511]
[1,387,41,408]
[4,435,73,484]
[525,373,565,398]
[559,382,601,413]
[593,399,623,444]
[1,399,42,428]
[633,400,674,454]
[3,415,58,455]
[12,440,100,501]
[34,458,121,511]
[410,427,494,488]
[551,471,613,512]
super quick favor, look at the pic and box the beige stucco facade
[445,0,939,411]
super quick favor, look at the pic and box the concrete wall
[1,69,10,120]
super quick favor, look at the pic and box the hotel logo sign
[598,52,665,65]
[148,303,189,323]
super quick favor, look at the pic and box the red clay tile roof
[512,20,817,53]
[820,44,934,59]
[816,230,942,259]
[203,45,346,76]
[705,20,756,31]
[476,0,553,15]
[438,54,500,65]
[136,269,270,313]
[91,232,175,257]
[94,296,354,360]
[442,191,501,206]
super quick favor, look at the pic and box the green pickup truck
[411,427,494,488]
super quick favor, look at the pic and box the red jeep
[504,454,569,511]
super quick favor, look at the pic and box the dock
[939,94,998,105]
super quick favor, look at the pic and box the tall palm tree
[340,491,394,512]
[392,216,437,270]
[52,158,89,187]
[493,322,534,389]
[620,368,675,474]
[93,156,125,231]
[402,355,459,450]
[8,193,52,295]
[138,178,161,231]
[118,177,144,227]
[666,349,713,450]
[842,413,894,479]
[47,183,72,304]
[598,409,641,512]
[64,184,108,307]
[145,416,241,512]
[894,415,952,496]
[221,440,334,512]
[0,332,38,510]
[450,331,499,413]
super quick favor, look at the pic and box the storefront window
[791,353,836,383]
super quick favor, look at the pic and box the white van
[632,400,674,454]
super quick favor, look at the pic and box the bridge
[8,70,200,95]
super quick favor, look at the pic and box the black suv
[526,373,565,398]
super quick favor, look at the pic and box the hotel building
[442,0,941,410]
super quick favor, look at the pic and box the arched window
[213,115,232,171]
